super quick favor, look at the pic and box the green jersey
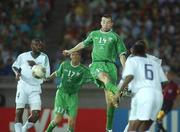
[83,30,127,62]
[55,60,92,94]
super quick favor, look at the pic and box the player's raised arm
[63,42,85,56]
[44,71,56,81]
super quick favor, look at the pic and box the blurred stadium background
[0,0,180,132]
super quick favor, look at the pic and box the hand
[27,60,36,67]
[15,72,21,81]
[121,89,133,97]
[43,77,51,82]
[62,50,71,56]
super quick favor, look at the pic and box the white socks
[106,130,112,132]
[14,123,22,132]
[123,123,129,132]
[22,121,34,132]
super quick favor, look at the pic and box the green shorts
[89,61,117,88]
[54,89,78,118]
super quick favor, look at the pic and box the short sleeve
[55,61,64,77]
[122,59,135,78]
[44,55,50,77]
[159,66,168,82]
[116,36,127,55]
[12,54,21,68]
[83,32,93,47]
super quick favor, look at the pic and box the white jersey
[12,51,50,86]
[146,53,162,65]
[119,54,163,89]
[127,54,162,65]
[123,56,167,94]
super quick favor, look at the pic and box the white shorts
[15,81,41,110]
[129,88,163,121]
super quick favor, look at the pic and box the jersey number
[99,37,107,44]
[145,64,153,80]
[68,70,75,77]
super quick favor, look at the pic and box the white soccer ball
[32,64,46,79]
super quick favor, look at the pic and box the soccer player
[156,70,179,132]
[45,51,93,132]
[63,14,127,132]
[120,40,163,132]
[114,41,168,131]
[12,39,50,132]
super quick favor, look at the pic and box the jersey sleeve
[12,54,22,68]
[116,35,127,55]
[44,55,50,77]
[55,61,64,77]
[159,66,168,82]
[83,32,93,47]
[146,54,162,65]
[122,58,135,78]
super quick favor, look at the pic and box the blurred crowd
[59,0,180,77]
[0,0,53,76]
[0,0,179,78]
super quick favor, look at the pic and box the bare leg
[14,108,24,132]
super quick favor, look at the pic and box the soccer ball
[32,64,46,79]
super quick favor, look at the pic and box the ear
[111,22,114,26]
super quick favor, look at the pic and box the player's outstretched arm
[62,42,85,56]
[44,72,56,81]
[114,75,134,101]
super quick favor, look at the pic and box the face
[31,40,44,53]
[101,17,113,32]
[70,52,81,63]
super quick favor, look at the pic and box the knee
[15,109,24,122]
[54,114,63,124]
[98,73,109,83]
[68,118,75,128]
[31,110,40,122]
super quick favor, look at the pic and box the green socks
[105,82,118,94]
[46,121,57,132]
[106,106,115,130]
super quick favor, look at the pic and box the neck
[71,61,80,67]
[31,51,40,58]
[100,28,111,32]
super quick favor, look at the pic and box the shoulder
[80,64,88,69]
[40,52,49,58]
[111,31,120,37]
[62,60,70,65]
[18,51,30,57]
[80,64,89,72]
[90,30,103,34]
[111,31,123,41]
[126,56,138,65]
[146,54,162,65]
[88,30,99,35]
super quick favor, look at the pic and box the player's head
[130,40,148,53]
[31,39,44,53]
[131,40,146,56]
[70,51,81,64]
[101,14,113,32]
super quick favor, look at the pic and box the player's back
[125,56,166,94]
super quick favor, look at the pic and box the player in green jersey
[63,14,127,132]
[45,52,93,132]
